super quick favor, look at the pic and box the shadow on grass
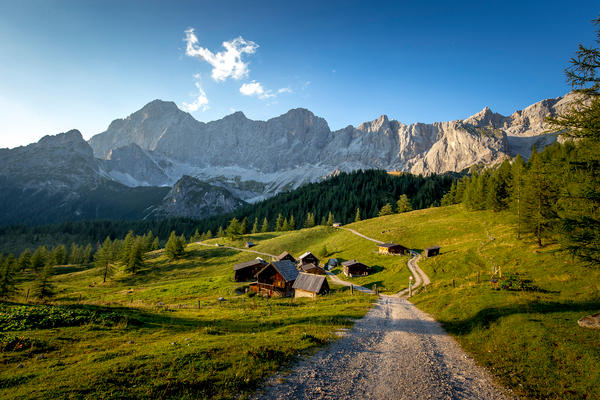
[368,265,384,274]
[441,300,600,335]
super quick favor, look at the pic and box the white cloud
[239,81,275,99]
[277,87,292,94]
[184,28,258,82]
[181,75,209,112]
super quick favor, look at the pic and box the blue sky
[0,0,598,148]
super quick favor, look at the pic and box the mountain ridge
[88,92,578,198]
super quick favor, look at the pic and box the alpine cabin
[298,251,320,266]
[342,260,369,277]
[377,243,408,255]
[424,246,441,257]
[250,260,299,297]
[233,258,268,282]
[293,273,330,298]
[276,251,296,263]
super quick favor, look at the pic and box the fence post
[25,288,30,302]
[452,279,455,288]
[350,284,354,295]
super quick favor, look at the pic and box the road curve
[254,295,511,400]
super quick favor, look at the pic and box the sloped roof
[234,258,267,271]
[293,272,327,293]
[300,263,324,272]
[271,260,299,282]
[342,259,368,268]
[425,245,441,250]
[299,251,317,260]
[378,243,405,248]
[277,251,295,260]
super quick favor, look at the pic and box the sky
[0,0,598,148]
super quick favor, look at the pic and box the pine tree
[282,217,290,231]
[275,214,284,231]
[355,208,361,222]
[165,231,185,260]
[546,18,600,264]
[304,212,315,228]
[509,155,526,239]
[31,246,47,271]
[151,237,160,250]
[289,215,296,230]
[33,265,54,300]
[68,243,82,265]
[83,243,93,263]
[120,231,135,263]
[126,239,144,274]
[217,226,225,238]
[261,218,269,233]
[251,217,259,234]
[396,194,413,213]
[191,229,201,242]
[240,218,248,235]
[326,211,334,226]
[0,254,17,298]
[226,218,242,239]
[522,149,559,246]
[52,244,67,266]
[378,203,393,216]
[17,249,32,270]
[95,236,116,283]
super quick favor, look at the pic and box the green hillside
[1,205,599,399]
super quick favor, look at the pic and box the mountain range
[0,92,577,225]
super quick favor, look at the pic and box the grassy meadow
[1,205,599,399]
[344,205,600,399]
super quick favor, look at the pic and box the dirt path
[254,295,511,400]
[195,242,277,259]
[325,271,374,294]
[334,227,431,297]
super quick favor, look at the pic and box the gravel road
[254,295,512,400]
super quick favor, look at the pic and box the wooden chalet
[276,251,296,263]
[377,242,408,255]
[342,260,369,277]
[298,251,320,266]
[299,263,325,275]
[250,260,299,297]
[424,246,441,258]
[293,272,330,299]
[233,258,268,282]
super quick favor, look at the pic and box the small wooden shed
[276,251,296,263]
[378,243,408,255]
[250,260,299,297]
[332,222,342,227]
[342,260,369,277]
[245,241,255,248]
[293,273,330,299]
[424,246,441,257]
[233,258,268,282]
[300,263,325,275]
[298,251,320,266]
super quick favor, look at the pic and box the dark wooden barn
[233,258,268,282]
[276,251,296,263]
[250,260,299,297]
[293,273,330,298]
[300,263,325,275]
[298,251,320,266]
[424,246,441,257]
[377,243,408,255]
[342,260,369,277]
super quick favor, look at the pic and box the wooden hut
[298,251,320,266]
[300,263,325,275]
[332,222,342,227]
[424,246,440,258]
[276,251,296,263]
[377,242,408,255]
[342,260,369,277]
[293,273,330,298]
[250,260,299,297]
[245,241,255,248]
[233,258,268,282]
